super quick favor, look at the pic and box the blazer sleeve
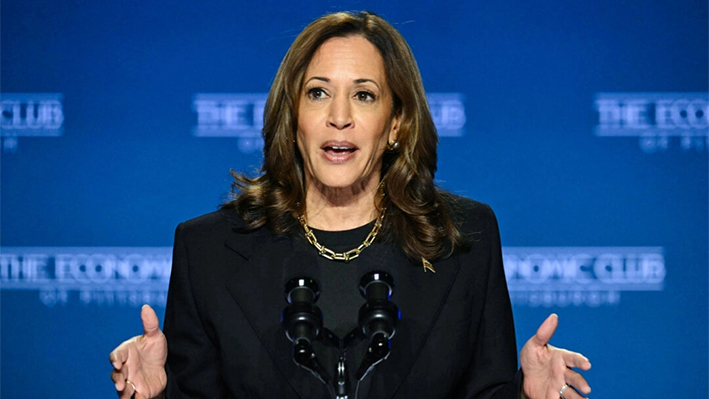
[163,222,229,398]
[454,204,523,399]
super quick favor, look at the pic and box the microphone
[281,276,332,388]
[280,252,325,358]
[355,271,400,381]
[282,276,323,359]
[280,253,332,392]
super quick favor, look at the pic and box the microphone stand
[281,272,400,399]
[282,277,335,397]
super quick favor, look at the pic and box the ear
[388,110,402,144]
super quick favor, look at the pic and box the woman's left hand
[520,314,592,399]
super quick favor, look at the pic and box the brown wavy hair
[224,11,470,261]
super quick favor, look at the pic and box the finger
[564,368,591,395]
[110,369,125,391]
[532,313,558,347]
[109,343,129,369]
[141,304,161,338]
[131,381,146,399]
[111,370,134,399]
[109,351,122,369]
[119,380,136,399]
[562,349,592,370]
[560,384,588,399]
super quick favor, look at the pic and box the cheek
[375,120,393,146]
[296,111,318,148]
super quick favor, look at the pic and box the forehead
[304,35,386,82]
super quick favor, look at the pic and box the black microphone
[280,253,325,358]
[355,271,400,381]
[280,253,332,393]
[282,276,323,361]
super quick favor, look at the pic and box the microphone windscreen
[359,271,394,300]
[367,281,390,301]
[282,250,321,302]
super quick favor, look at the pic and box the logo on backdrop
[594,92,708,153]
[504,247,665,307]
[0,93,64,153]
[192,92,467,153]
[193,93,267,153]
[2,246,664,308]
[427,93,467,137]
[0,247,171,307]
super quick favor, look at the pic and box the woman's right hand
[110,304,168,399]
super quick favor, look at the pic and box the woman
[110,11,591,399]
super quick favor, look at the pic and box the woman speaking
[110,11,591,399]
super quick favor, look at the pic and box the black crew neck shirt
[294,222,375,338]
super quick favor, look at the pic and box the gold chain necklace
[297,207,386,262]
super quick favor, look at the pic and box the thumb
[141,304,161,338]
[532,313,558,347]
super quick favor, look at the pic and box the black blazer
[163,198,522,399]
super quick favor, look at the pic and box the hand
[110,305,168,399]
[520,314,591,399]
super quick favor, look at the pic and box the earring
[387,140,400,151]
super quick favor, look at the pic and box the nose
[327,95,353,129]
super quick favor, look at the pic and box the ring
[559,384,570,399]
[126,379,137,392]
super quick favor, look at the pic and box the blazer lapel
[351,245,462,399]
[223,229,331,398]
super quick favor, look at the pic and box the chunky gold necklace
[297,207,386,262]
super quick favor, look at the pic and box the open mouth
[323,145,357,155]
[322,141,358,157]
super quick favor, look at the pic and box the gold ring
[126,379,137,392]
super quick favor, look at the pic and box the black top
[293,222,376,338]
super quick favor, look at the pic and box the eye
[306,87,327,100]
[355,91,376,103]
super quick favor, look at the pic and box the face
[296,35,400,194]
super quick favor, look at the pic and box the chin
[311,171,367,191]
[317,177,360,190]
[308,162,380,192]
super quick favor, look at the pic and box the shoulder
[438,192,501,260]
[441,192,498,233]
[175,207,249,240]
[173,207,275,265]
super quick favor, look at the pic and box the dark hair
[224,11,469,261]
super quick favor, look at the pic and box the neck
[304,179,381,231]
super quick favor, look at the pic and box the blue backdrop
[2,1,707,398]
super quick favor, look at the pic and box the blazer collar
[355,245,461,398]
[225,228,330,398]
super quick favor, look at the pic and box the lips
[321,141,358,162]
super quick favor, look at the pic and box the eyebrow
[354,78,381,90]
[304,76,381,90]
